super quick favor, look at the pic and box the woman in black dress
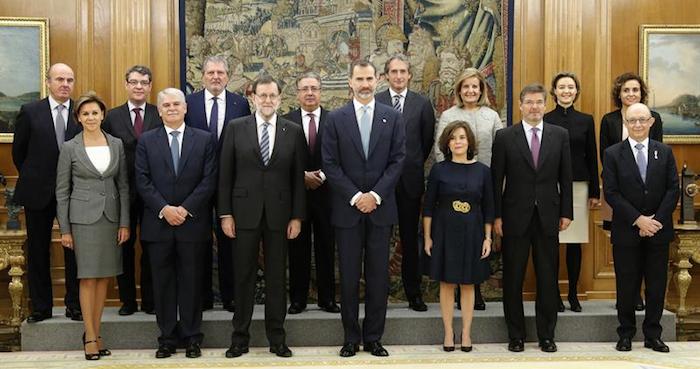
[424,121,494,352]
[544,72,599,313]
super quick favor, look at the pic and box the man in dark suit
[102,65,161,316]
[322,60,406,357]
[218,75,306,358]
[135,88,217,359]
[602,102,679,353]
[185,55,251,312]
[283,72,340,315]
[375,54,435,312]
[12,63,83,323]
[491,84,573,353]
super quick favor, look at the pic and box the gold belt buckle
[452,200,471,213]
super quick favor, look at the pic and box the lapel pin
[654,150,658,160]
[382,118,387,123]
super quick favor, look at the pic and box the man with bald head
[13,63,83,323]
[602,103,679,353]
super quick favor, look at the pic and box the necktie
[307,113,317,153]
[393,95,402,112]
[170,131,180,175]
[260,122,270,166]
[133,107,143,138]
[635,143,647,182]
[209,97,219,137]
[530,127,540,169]
[360,105,371,157]
[55,104,66,149]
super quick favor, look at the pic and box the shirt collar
[352,98,375,113]
[127,100,146,112]
[204,89,225,101]
[301,107,321,118]
[255,112,277,127]
[628,136,650,150]
[389,87,407,99]
[522,120,544,132]
[48,95,70,111]
[164,122,185,135]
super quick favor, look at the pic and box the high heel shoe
[443,334,456,352]
[97,336,111,356]
[461,335,473,352]
[568,295,582,312]
[82,333,100,361]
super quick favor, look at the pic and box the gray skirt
[72,215,123,279]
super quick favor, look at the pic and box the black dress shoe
[270,343,293,357]
[616,337,632,352]
[66,307,83,321]
[26,311,52,323]
[635,301,646,311]
[155,344,176,358]
[408,297,428,312]
[118,303,137,316]
[186,342,202,358]
[474,301,486,311]
[568,296,582,312]
[539,339,557,352]
[557,299,566,313]
[223,301,236,313]
[202,302,213,311]
[225,345,249,358]
[141,305,155,314]
[508,339,524,352]
[363,341,389,356]
[287,302,306,314]
[318,302,341,313]
[644,338,670,353]
[339,342,359,357]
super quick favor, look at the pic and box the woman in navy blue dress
[424,121,494,352]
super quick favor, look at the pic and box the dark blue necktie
[209,97,219,137]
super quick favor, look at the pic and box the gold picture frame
[0,17,50,143]
[640,24,700,144]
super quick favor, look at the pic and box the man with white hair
[136,88,217,359]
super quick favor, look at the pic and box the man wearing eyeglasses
[102,65,162,316]
[185,55,251,313]
[602,103,679,353]
[218,75,306,358]
[283,72,340,315]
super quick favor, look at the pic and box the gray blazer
[56,131,130,234]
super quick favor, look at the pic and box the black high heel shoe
[568,295,582,312]
[97,336,111,356]
[82,333,100,361]
[443,334,456,352]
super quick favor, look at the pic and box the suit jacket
[55,132,130,234]
[491,122,574,236]
[12,97,82,210]
[376,90,435,197]
[321,101,406,228]
[135,125,217,242]
[217,115,306,230]
[602,139,679,246]
[599,109,663,161]
[102,102,162,203]
[283,107,328,171]
[184,89,251,145]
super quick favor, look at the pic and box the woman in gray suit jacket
[56,93,129,360]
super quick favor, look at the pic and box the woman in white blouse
[433,68,504,310]
[56,93,129,360]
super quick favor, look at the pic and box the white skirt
[558,181,589,244]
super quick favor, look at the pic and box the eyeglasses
[127,80,151,86]
[297,86,321,92]
[256,93,279,101]
[626,117,651,124]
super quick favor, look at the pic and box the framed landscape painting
[0,17,49,143]
[640,24,700,144]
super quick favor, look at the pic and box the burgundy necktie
[530,127,540,169]
[307,113,317,153]
[133,107,143,138]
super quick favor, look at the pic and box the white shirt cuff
[350,192,362,206]
[369,191,381,205]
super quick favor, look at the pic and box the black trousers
[613,240,669,339]
[288,190,335,306]
[149,240,204,346]
[502,211,559,341]
[25,202,80,313]
[396,183,422,300]
[116,200,153,309]
[232,224,288,346]
[201,212,236,307]
[336,217,391,344]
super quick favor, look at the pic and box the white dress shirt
[48,95,70,129]
[205,89,227,138]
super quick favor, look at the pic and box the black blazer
[599,109,663,162]
[217,115,306,231]
[544,104,600,198]
[102,102,162,203]
[12,97,82,210]
[375,90,435,197]
[491,122,574,236]
[602,139,679,246]
[135,125,217,243]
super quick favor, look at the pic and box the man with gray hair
[136,88,217,359]
[185,55,251,312]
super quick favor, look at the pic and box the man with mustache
[322,60,406,357]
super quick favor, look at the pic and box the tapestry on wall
[183,0,512,303]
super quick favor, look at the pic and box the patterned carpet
[2,342,700,369]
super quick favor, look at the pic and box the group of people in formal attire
[12,53,678,360]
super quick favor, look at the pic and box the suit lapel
[143,104,160,132]
[103,134,120,176]
[156,128,177,177]
[515,125,536,170]
[245,116,265,166]
[368,104,387,158]
[177,127,195,176]
[119,104,138,140]
[538,124,553,169]
[65,100,81,139]
[342,104,366,160]
[620,139,645,186]
[268,119,287,166]
[646,140,661,185]
[73,134,103,177]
